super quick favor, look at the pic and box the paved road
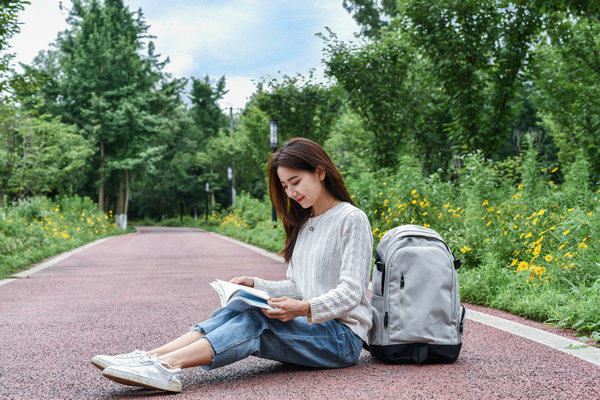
[1,226,599,400]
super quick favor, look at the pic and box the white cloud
[219,75,257,110]
[164,52,198,77]
[7,0,71,68]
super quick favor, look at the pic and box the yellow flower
[482,200,489,206]
[567,208,574,212]
[460,246,472,253]
[517,261,529,271]
[545,254,553,262]
[538,210,545,216]
[518,184,523,190]
[551,167,558,173]
[533,244,542,256]
[525,232,532,239]
[578,242,588,249]
[549,180,554,185]
[563,229,570,235]
[411,200,417,204]
[534,266,546,276]
[511,258,518,266]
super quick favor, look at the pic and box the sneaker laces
[139,354,176,370]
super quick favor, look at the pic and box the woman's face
[277,166,325,210]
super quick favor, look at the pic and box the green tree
[189,75,228,141]
[322,29,453,170]
[253,72,344,146]
[26,0,177,222]
[398,0,542,157]
[131,75,229,219]
[533,12,600,181]
[0,111,92,201]
[339,0,543,161]
[341,0,398,38]
[0,0,28,94]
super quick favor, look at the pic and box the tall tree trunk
[116,175,124,215]
[124,169,130,216]
[115,172,128,230]
[98,137,105,212]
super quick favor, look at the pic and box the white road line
[0,236,114,287]
[467,309,600,366]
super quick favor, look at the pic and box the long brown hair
[268,138,355,262]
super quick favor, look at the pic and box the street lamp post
[227,166,233,207]
[270,119,278,223]
[205,181,210,219]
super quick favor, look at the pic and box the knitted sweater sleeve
[308,209,373,324]
[252,260,301,300]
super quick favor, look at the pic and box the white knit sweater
[253,202,373,342]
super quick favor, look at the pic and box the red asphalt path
[0,226,599,400]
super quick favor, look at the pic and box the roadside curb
[467,309,600,366]
[0,236,115,287]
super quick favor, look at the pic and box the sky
[7,0,360,110]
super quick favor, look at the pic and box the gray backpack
[368,224,466,364]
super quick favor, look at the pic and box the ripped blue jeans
[191,307,363,370]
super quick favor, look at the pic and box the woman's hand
[263,297,310,322]
[230,276,254,287]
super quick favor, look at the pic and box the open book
[210,279,275,312]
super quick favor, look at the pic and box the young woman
[93,138,373,393]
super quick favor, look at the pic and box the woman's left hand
[263,297,310,322]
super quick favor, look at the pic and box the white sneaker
[91,350,147,370]
[102,355,182,393]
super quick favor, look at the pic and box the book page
[214,279,271,303]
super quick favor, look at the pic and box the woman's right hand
[230,276,254,288]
